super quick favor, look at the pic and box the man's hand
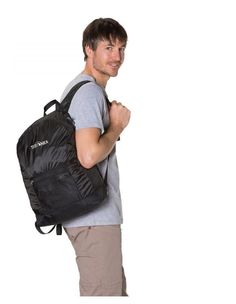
[109,100,131,133]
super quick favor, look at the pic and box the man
[61,18,131,296]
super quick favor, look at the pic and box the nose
[112,48,123,62]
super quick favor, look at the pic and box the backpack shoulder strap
[61,80,112,112]
[60,80,91,112]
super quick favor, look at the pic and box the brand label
[30,140,49,150]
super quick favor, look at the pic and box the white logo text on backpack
[30,140,49,150]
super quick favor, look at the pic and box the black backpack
[16,81,108,235]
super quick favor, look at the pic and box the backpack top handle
[43,100,61,116]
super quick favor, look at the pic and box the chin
[110,70,119,77]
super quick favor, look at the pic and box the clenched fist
[109,100,131,132]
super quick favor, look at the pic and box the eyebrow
[104,40,126,48]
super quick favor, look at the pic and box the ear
[85,45,93,58]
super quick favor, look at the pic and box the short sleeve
[68,82,105,133]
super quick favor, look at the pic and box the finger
[112,100,122,105]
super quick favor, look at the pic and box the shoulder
[67,81,107,118]
[61,75,105,102]
[76,81,105,99]
[71,81,106,113]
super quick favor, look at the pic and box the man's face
[90,39,126,77]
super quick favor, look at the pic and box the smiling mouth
[109,63,120,68]
[109,61,120,68]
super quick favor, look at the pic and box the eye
[105,46,113,51]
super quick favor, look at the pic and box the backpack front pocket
[32,165,81,211]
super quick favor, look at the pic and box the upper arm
[67,82,108,168]
[75,128,101,169]
[68,83,106,133]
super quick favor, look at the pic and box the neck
[83,62,109,88]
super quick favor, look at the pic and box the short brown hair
[82,18,128,60]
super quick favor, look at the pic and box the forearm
[76,125,122,169]
[76,101,130,169]
[96,126,122,161]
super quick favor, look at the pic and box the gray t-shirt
[60,74,123,227]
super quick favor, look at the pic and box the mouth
[109,63,120,69]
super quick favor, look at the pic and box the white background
[1,0,236,303]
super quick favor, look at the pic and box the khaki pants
[65,225,128,296]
